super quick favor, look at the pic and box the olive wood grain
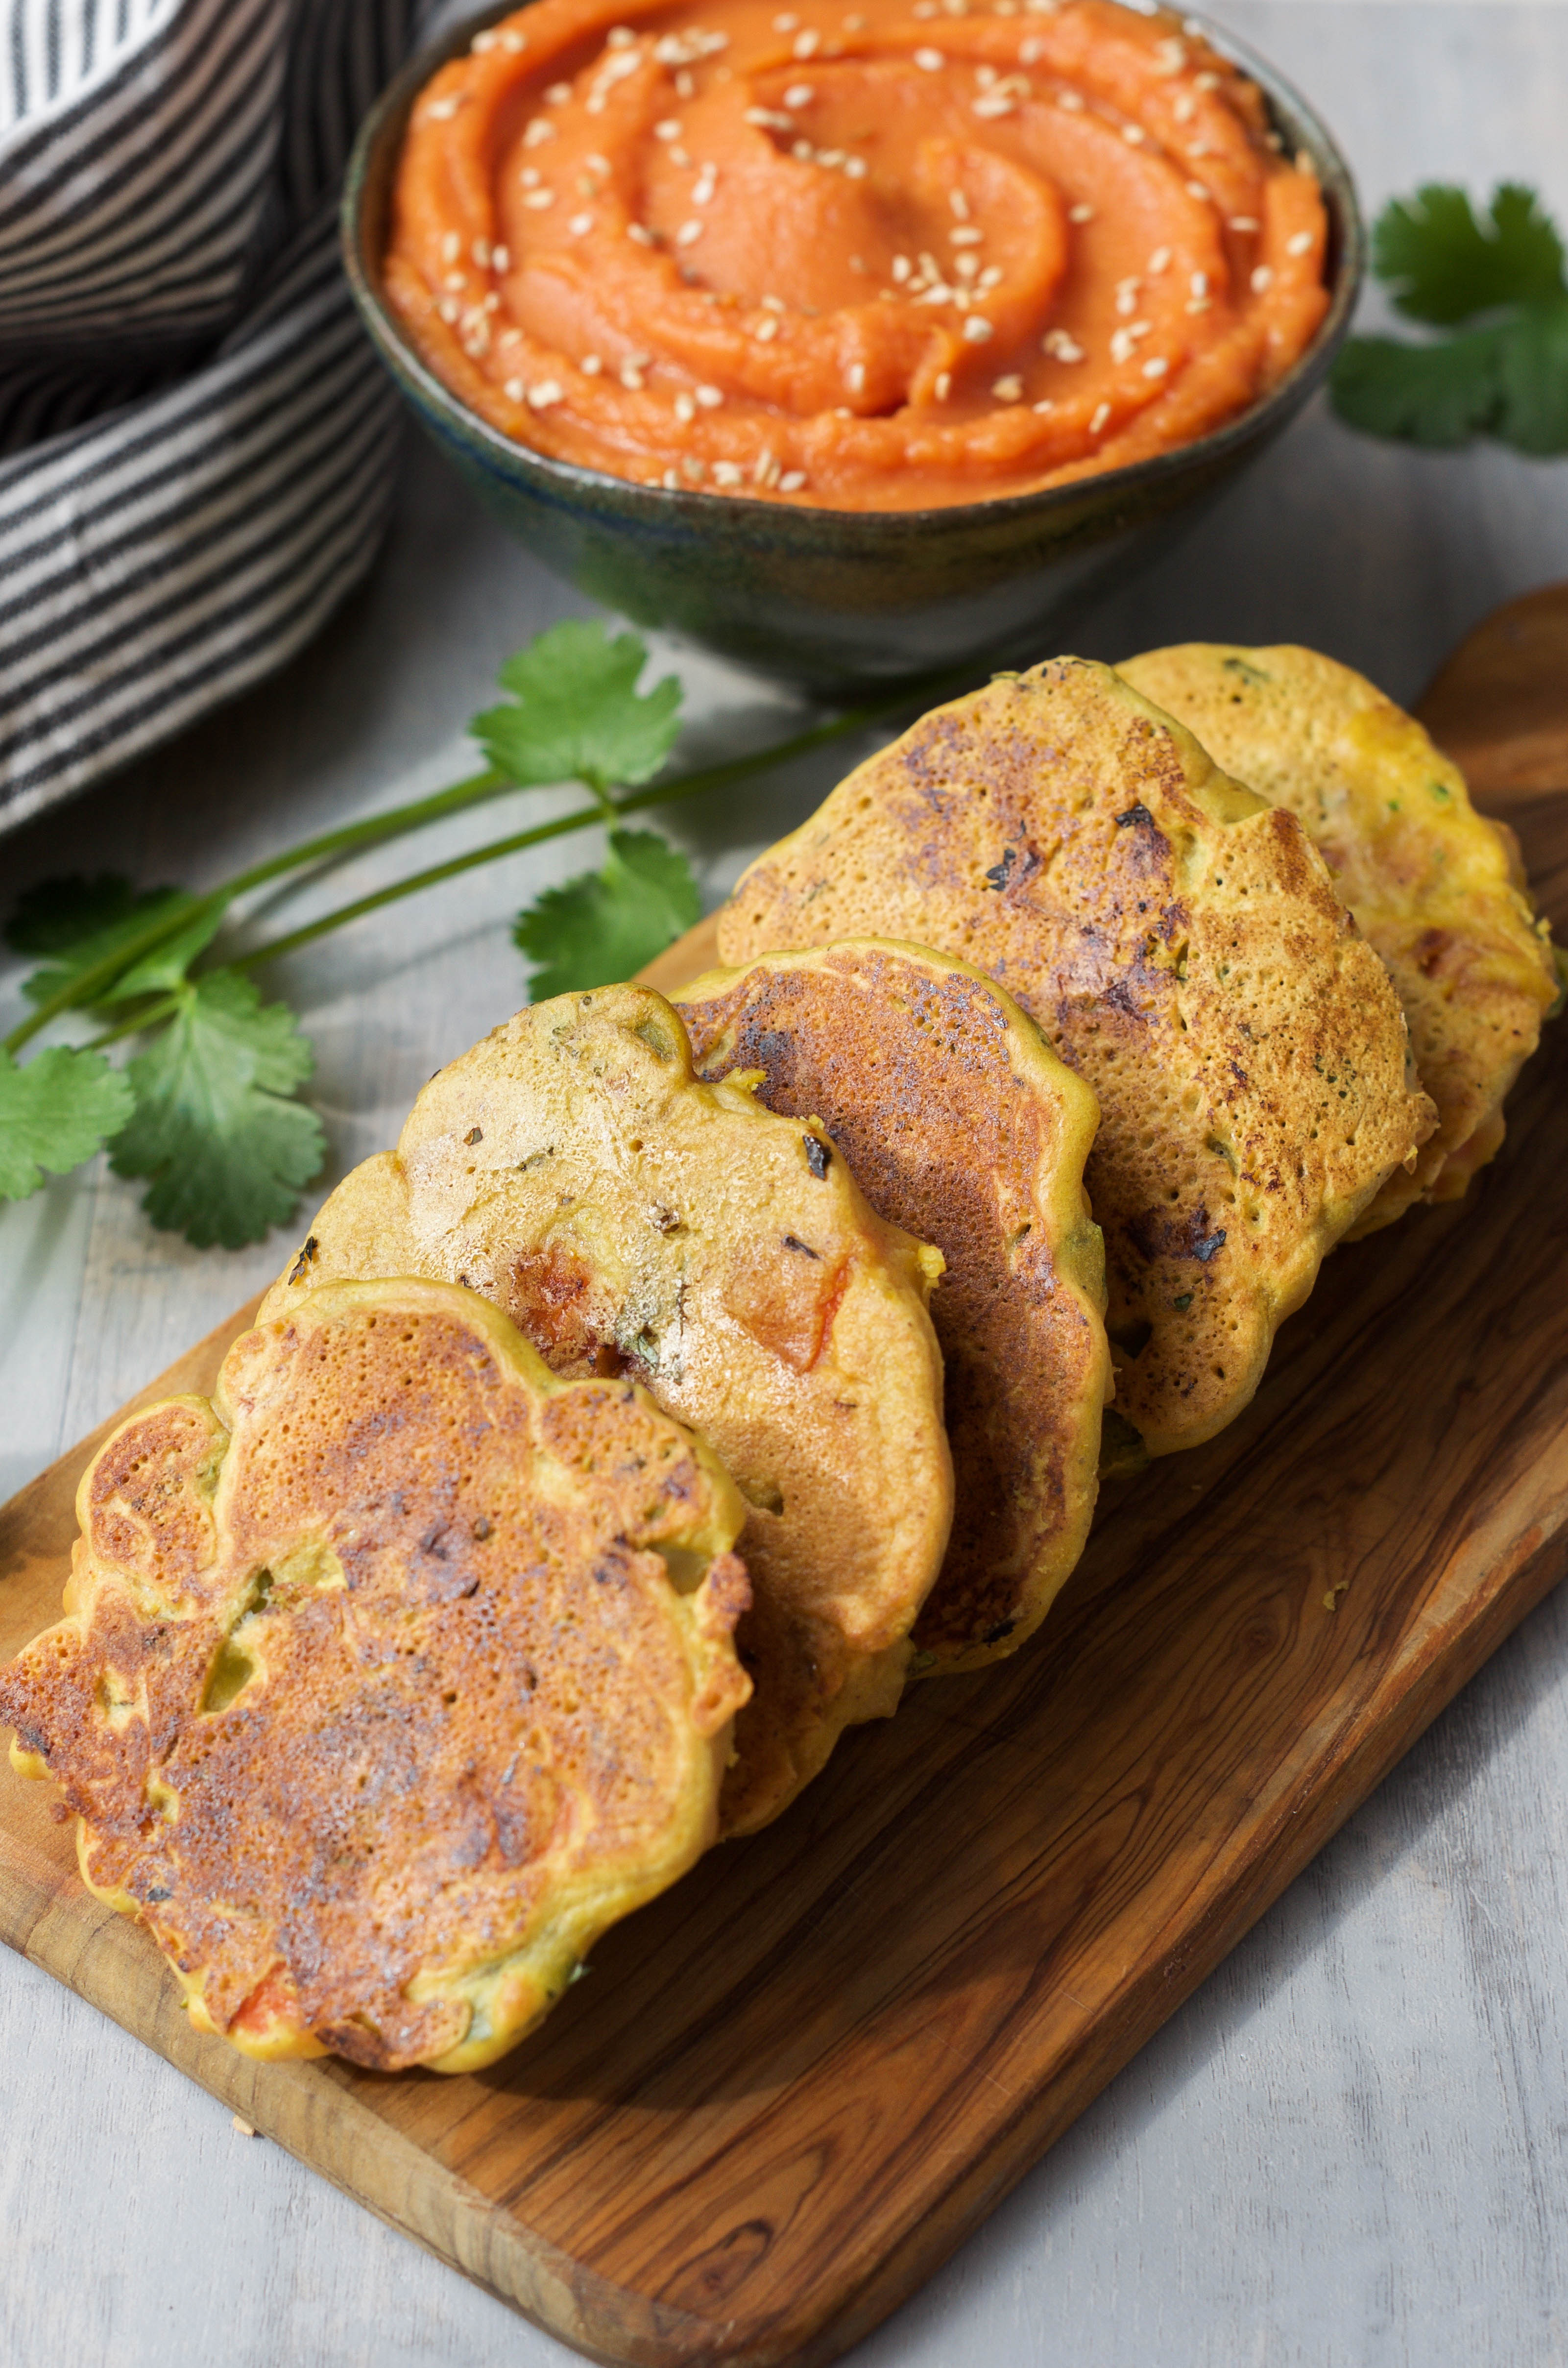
[3,600,1567,2368]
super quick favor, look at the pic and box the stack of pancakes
[3,648,1557,2075]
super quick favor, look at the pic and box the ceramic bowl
[342,8,1363,694]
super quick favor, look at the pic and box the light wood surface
[4,571,1567,2363]
[6,16,1568,2363]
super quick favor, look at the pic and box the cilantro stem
[220,677,958,979]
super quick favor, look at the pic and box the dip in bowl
[344,0,1360,688]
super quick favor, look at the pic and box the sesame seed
[499,327,521,347]
[500,28,526,51]
[582,353,603,373]
[426,95,460,121]
[1172,93,1195,123]
[1043,328,1084,361]
[955,253,978,283]
[1251,265,1274,293]
[712,461,744,486]
[569,211,594,235]
[1122,122,1146,145]
[441,231,460,264]
[1186,182,1209,201]
[443,270,465,292]
[793,140,815,159]
[696,383,724,407]
[504,376,526,400]
[1287,228,1314,256]
[977,265,1003,289]
[492,245,510,271]
[913,2,936,16]
[745,105,794,128]
[973,93,1015,117]
[963,314,993,341]
[950,189,970,220]
[934,369,952,399]
[914,47,945,69]
[1019,35,1044,61]
[754,448,778,483]
[951,225,982,247]
[1089,399,1110,434]
[627,221,656,244]
[846,361,866,392]
[1056,88,1083,111]
[1141,355,1169,378]
[437,296,459,322]
[784,81,815,105]
[521,166,540,187]
[694,169,718,202]
[976,61,995,84]
[546,81,572,103]
[662,468,680,489]
[607,25,635,47]
[1033,397,1054,413]
[675,70,695,95]
[655,118,682,138]
[1195,68,1219,90]
[674,391,696,421]
[1155,36,1185,73]
[1110,326,1135,364]
[1068,203,1094,223]
[844,154,867,177]
[991,374,1023,401]
[522,188,555,208]
[892,254,911,282]
[1148,246,1171,273]
[1115,276,1141,316]
[1185,295,1210,315]
[844,10,865,24]
[528,380,563,408]
[754,313,780,339]
[620,363,645,389]
[763,293,786,310]
[524,118,555,146]
[794,27,820,55]
[779,470,807,490]
[775,9,798,24]
[1229,215,1258,233]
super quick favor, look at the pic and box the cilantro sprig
[1331,182,1568,452]
[3,622,950,1250]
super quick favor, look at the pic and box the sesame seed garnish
[1251,264,1273,293]
[1115,276,1141,316]
[620,362,645,389]
[607,26,635,47]
[1195,69,1219,90]
[794,27,820,55]
[991,373,1023,401]
[1155,36,1185,73]
[793,138,814,159]
[441,230,460,264]
[569,211,594,235]
[426,95,460,122]
[1033,396,1054,412]
[977,264,1003,289]
[655,118,682,139]
[963,314,993,341]
[695,383,724,407]
[693,167,718,202]
[784,81,815,105]
[471,240,491,269]
[1068,203,1094,223]
[775,9,798,24]
[754,313,780,340]
[1056,88,1083,111]
[914,47,945,69]
[528,380,563,409]
[504,376,526,400]
[582,353,603,373]
[437,296,459,322]
[546,81,572,103]
[524,118,555,146]
[1019,35,1044,61]
[1172,93,1195,123]
[1287,229,1314,256]
[1121,122,1146,144]
[1142,355,1169,377]
[973,93,1015,118]
[492,245,510,271]
[522,188,555,208]
[443,270,465,292]
[674,391,696,421]
[934,370,952,399]
[779,469,807,490]
[745,105,794,129]
[1148,246,1171,273]
[950,189,970,220]
[913,1,936,16]
[1186,182,1209,201]
[1089,399,1110,434]
[662,468,680,489]
[846,362,866,392]
[1043,327,1084,361]
[675,69,695,95]
[712,461,744,487]
[627,221,656,244]
[521,166,540,187]
[955,254,978,283]
[892,254,911,282]
[844,154,867,177]
[950,226,983,249]
[500,28,526,51]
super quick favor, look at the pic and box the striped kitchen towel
[0,0,428,834]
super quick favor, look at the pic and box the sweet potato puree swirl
[385,0,1330,508]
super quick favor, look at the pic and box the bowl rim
[341,0,1364,539]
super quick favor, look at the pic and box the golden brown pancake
[1116,642,1561,1229]
[676,940,1112,1674]
[719,658,1437,1456]
[260,984,952,1835]
[0,1280,750,2075]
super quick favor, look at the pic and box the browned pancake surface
[677,941,1111,1672]
[0,1282,749,2074]
[720,659,1436,1454]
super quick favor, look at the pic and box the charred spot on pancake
[287,1236,319,1285]
[802,1133,831,1178]
[0,1281,751,2077]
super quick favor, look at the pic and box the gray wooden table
[3,8,1568,2362]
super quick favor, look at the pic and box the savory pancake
[260,984,952,1835]
[719,658,1436,1456]
[676,940,1112,1674]
[0,1280,750,2075]
[1117,642,1561,1229]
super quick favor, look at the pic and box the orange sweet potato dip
[385,0,1330,508]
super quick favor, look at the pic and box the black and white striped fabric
[0,0,426,831]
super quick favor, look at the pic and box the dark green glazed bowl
[342,7,1362,694]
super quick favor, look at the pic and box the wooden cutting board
[4,589,1567,2368]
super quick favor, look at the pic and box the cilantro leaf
[1376,183,1565,325]
[1496,298,1568,455]
[7,873,160,955]
[13,878,221,1011]
[514,829,702,1000]
[471,620,682,794]
[0,1045,135,1201]
[1331,324,1506,446]
[109,972,324,1248]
